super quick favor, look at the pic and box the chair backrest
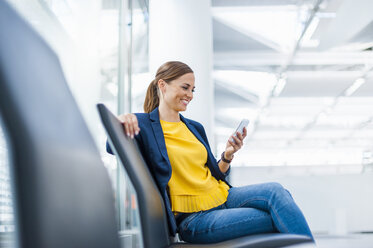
[0,2,119,248]
[97,104,171,248]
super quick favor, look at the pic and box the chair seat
[169,233,313,248]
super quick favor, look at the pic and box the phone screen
[231,119,249,143]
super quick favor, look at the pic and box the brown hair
[143,61,193,113]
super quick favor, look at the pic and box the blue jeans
[178,182,314,244]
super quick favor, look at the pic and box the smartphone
[231,119,249,143]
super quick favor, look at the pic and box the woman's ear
[158,79,166,94]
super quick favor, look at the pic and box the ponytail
[143,79,159,113]
[143,61,193,113]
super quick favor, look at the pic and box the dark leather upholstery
[169,233,313,248]
[0,2,119,248]
[97,104,313,248]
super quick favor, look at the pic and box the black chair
[0,2,119,248]
[97,103,313,248]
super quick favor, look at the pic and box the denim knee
[267,182,284,192]
[267,182,292,199]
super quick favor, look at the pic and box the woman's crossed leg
[178,182,314,243]
[179,205,275,243]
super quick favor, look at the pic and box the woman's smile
[181,99,190,106]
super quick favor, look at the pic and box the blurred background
[1,0,373,247]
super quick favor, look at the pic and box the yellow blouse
[160,119,229,214]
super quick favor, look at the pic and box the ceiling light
[315,12,337,18]
[273,76,287,96]
[300,17,320,48]
[212,7,301,53]
[344,78,366,96]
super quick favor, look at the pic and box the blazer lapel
[149,108,171,164]
[180,114,209,149]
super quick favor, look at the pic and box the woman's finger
[123,120,130,137]
[118,115,127,135]
[124,116,133,137]
[227,138,236,148]
[242,127,247,138]
[230,136,240,150]
[118,114,140,139]
[132,115,140,134]
[236,131,244,141]
[234,133,243,143]
[129,117,137,138]
[233,135,242,148]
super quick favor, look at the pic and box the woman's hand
[224,127,247,160]
[118,114,140,139]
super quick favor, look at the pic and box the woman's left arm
[218,127,247,174]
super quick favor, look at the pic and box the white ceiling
[211,0,373,167]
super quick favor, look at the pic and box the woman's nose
[187,91,193,98]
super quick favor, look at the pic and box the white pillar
[149,0,215,148]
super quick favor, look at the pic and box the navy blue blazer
[107,107,232,236]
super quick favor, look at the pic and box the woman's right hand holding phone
[225,127,247,159]
[118,114,140,139]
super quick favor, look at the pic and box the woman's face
[159,72,195,112]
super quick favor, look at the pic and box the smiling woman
[159,73,195,110]
[143,61,194,114]
[106,61,314,244]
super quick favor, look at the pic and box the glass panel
[131,0,150,113]
[0,121,15,248]
[116,0,149,247]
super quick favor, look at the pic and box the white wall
[231,167,373,234]
[149,0,214,146]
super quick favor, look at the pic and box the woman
[108,61,314,244]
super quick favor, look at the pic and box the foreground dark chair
[97,103,313,248]
[0,2,119,248]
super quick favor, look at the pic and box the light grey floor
[290,234,373,248]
